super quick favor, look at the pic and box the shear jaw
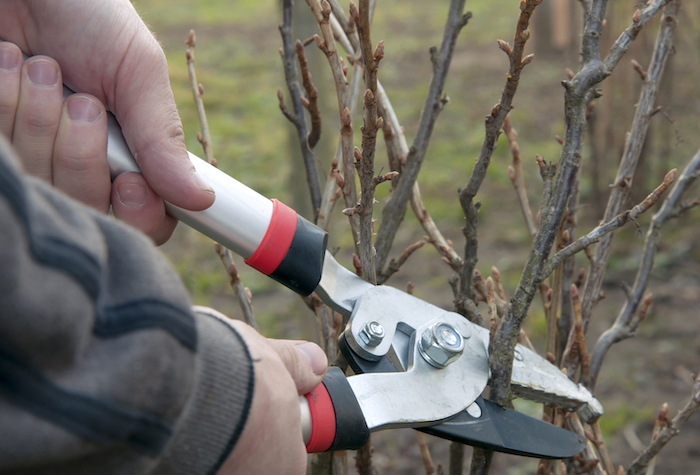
[342,286,490,431]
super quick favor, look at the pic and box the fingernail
[67,96,102,122]
[0,46,20,71]
[296,342,328,376]
[27,59,59,86]
[192,170,214,193]
[116,183,147,208]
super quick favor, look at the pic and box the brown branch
[186,31,258,329]
[415,432,437,475]
[627,376,700,475]
[378,240,426,284]
[376,82,463,272]
[374,0,471,273]
[185,30,215,167]
[215,244,257,329]
[503,115,536,238]
[543,169,677,278]
[307,0,361,252]
[591,421,615,475]
[296,40,322,149]
[566,413,606,475]
[588,148,700,390]
[489,0,669,408]
[458,0,541,322]
[580,0,678,332]
[280,0,322,218]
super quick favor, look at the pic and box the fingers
[110,24,215,212]
[266,339,328,395]
[111,171,177,245]
[0,42,22,138]
[12,56,63,182]
[52,94,111,213]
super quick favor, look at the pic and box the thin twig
[215,244,257,329]
[543,169,677,279]
[186,31,258,328]
[458,0,540,323]
[580,0,678,332]
[374,0,471,274]
[503,115,536,238]
[588,148,700,390]
[627,376,700,475]
[415,431,437,475]
[280,0,323,218]
[296,40,322,149]
[307,0,361,252]
[185,30,215,166]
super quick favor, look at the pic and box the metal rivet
[514,349,524,361]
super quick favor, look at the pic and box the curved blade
[420,397,587,459]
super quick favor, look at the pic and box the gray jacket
[0,136,254,474]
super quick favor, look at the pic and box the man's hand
[0,1,215,243]
[220,320,329,475]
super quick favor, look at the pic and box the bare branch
[374,0,471,272]
[185,30,215,167]
[580,0,677,332]
[280,0,322,218]
[458,0,541,319]
[296,40,322,149]
[489,0,670,407]
[588,148,700,390]
[215,244,257,329]
[627,376,700,475]
[307,0,361,251]
[543,169,677,278]
[504,115,536,238]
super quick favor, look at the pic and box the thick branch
[489,0,668,406]
[588,148,700,390]
[374,0,471,272]
[580,0,677,332]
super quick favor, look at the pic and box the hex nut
[358,321,385,347]
[418,323,465,368]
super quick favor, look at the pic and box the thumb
[107,14,215,211]
[267,340,328,395]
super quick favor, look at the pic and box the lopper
[97,94,603,459]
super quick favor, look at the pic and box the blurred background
[134,0,700,473]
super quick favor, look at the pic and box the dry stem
[589,148,700,390]
[458,0,540,323]
[280,0,323,217]
[580,0,678,332]
[185,30,215,167]
[374,0,471,274]
[489,0,669,408]
[627,376,700,474]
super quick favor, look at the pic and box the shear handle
[71,84,330,296]
[301,367,369,453]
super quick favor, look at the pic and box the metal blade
[314,251,373,316]
[420,397,587,459]
[511,346,604,423]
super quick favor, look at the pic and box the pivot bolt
[419,323,465,368]
[359,321,385,347]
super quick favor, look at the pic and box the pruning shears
[101,96,603,459]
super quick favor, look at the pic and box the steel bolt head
[419,323,465,368]
[359,321,385,347]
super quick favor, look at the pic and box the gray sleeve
[0,136,254,475]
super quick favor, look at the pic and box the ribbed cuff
[150,312,254,475]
